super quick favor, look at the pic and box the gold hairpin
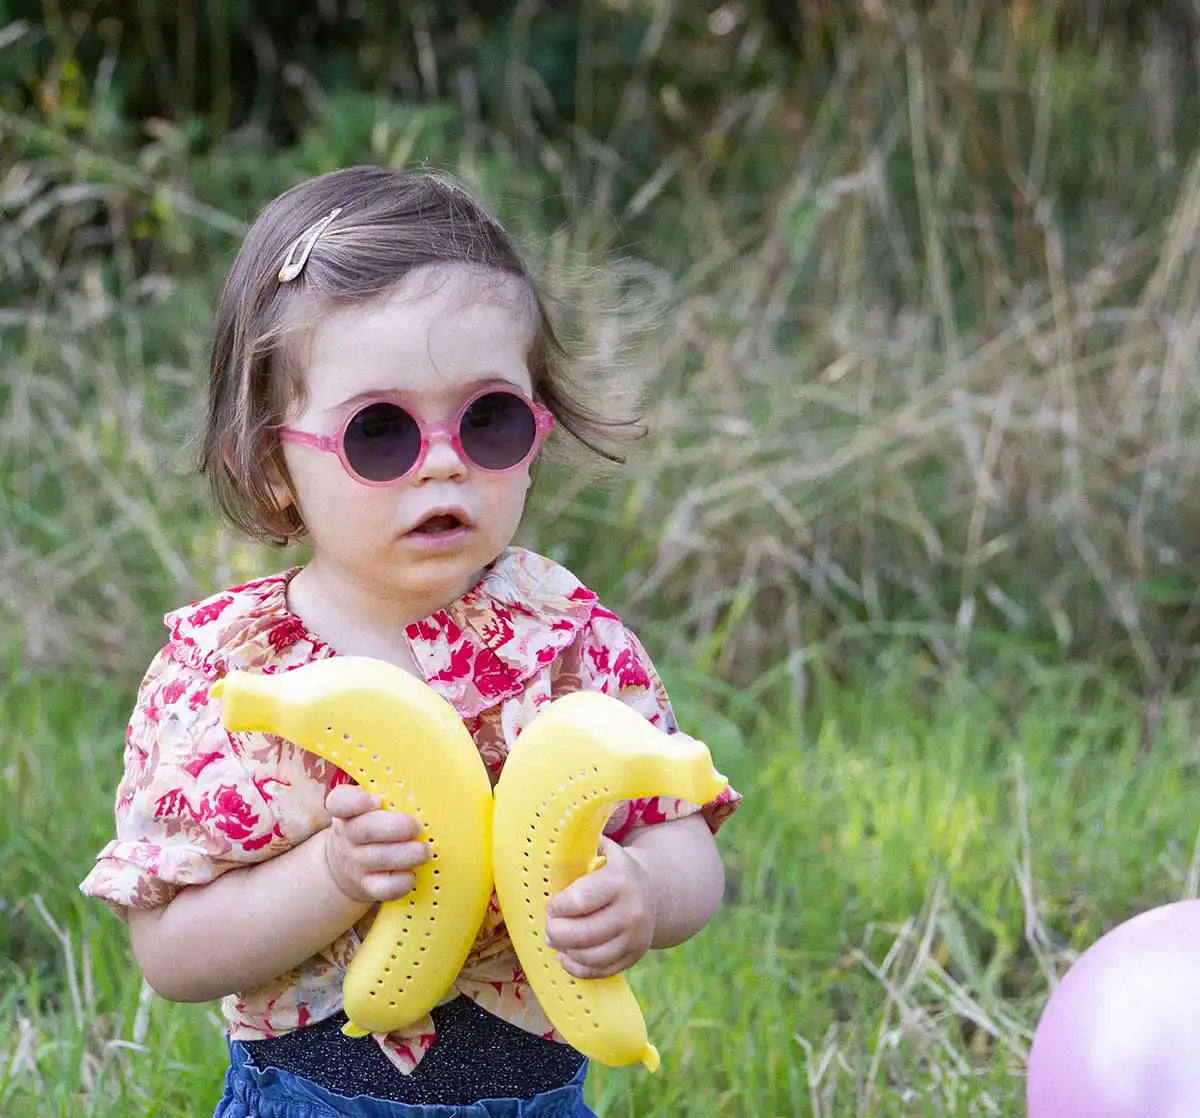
[278,207,343,283]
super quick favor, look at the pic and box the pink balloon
[1028,900,1200,1117]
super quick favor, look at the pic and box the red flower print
[569,587,599,604]
[140,691,162,726]
[183,750,224,779]
[154,787,193,819]
[612,648,651,690]
[472,648,516,700]
[635,798,671,826]
[586,643,610,674]
[480,611,514,646]
[267,618,306,654]
[188,597,233,628]
[201,783,261,843]
[251,774,289,803]
[433,642,472,682]
[236,573,282,592]
[160,677,188,705]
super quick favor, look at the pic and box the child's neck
[285,563,465,675]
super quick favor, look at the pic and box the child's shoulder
[472,547,629,630]
[150,566,316,682]
[461,546,647,669]
[393,548,641,712]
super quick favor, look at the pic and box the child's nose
[415,430,469,480]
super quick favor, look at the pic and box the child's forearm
[127,829,372,1003]
[624,813,726,949]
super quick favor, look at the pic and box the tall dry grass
[1,2,1197,708]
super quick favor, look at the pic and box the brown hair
[200,165,635,544]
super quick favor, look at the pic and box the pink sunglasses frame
[278,386,555,487]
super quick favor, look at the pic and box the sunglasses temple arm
[278,429,338,453]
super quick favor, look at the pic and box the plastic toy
[213,657,494,1036]
[214,658,727,1069]
[1027,899,1200,1116]
[491,689,728,1071]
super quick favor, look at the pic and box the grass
[3,655,1197,1115]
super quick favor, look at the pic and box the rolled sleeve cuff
[79,838,226,918]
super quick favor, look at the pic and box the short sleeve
[570,611,742,843]
[79,648,289,918]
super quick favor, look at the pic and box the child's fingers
[359,870,419,903]
[341,809,422,846]
[322,819,428,904]
[545,870,617,919]
[545,905,624,951]
[352,839,429,874]
[327,789,422,845]
[325,784,381,819]
[554,941,629,978]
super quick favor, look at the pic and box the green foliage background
[2,3,1200,1112]
[4,0,1200,702]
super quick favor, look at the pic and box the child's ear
[221,439,295,512]
[262,448,296,512]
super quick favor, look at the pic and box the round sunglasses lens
[343,402,421,481]
[459,392,538,470]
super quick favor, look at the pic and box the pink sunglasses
[279,387,554,486]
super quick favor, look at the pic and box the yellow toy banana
[212,657,494,1037]
[492,691,728,1071]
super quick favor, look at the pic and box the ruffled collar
[162,548,598,716]
[404,548,599,715]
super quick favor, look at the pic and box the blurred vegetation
[2,0,1199,708]
[4,7,1198,1110]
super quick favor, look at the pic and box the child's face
[275,264,539,620]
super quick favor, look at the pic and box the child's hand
[322,784,429,904]
[543,837,657,979]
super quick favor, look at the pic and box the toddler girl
[81,166,740,1117]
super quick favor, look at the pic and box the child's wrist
[623,845,662,947]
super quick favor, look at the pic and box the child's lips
[403,508,473,539]
[414,514,463,533]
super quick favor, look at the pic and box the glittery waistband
[241,997,586,1106]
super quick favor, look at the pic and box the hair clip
[278,207,343,283]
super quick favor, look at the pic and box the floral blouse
[80,547,740,1073]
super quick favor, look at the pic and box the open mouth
[411,513,466,534]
